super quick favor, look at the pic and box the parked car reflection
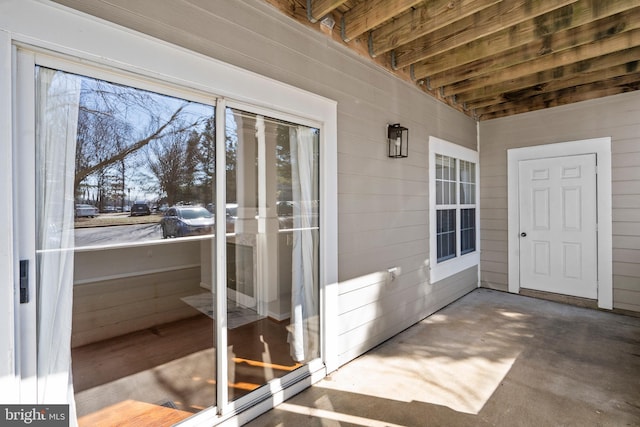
[160,206,214,238]
[204,203,239,233]
[75,204,99,218]
[130,201,151,216]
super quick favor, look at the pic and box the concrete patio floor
[245,288,640,427]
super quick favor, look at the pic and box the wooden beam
[393,0,578,69]
[308,0,348,22]
[260,0,640,120]
[469,62,640,111]
[261,0,315,20]
[516,61,640,96]
[369,0,501,57]
[448,29,640,99]
[477,72,640,119]
[413,0,638,83]
[459,46,640,103]
[342,0,423,42]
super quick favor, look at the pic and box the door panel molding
[507,138,612,309]
[518,154,597,298]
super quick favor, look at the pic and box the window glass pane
[35,66,217,420]
[459,161,476,204]
[225,108,320,401]
[436,209,456,262]
[448,157,456,180]
[437,182,456,205]
[459,160,475,183]
[460,183,476,204]
[461,208,476,254]
[435,154,456,205]
[448,182,456,204]
[435,154,444,179]
[69,72,216,247]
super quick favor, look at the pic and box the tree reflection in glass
[67,71,215,247]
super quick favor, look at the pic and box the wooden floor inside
[72,313,301,424]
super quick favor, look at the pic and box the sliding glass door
[224,107,320,401]
[15,50,321,424]
[19,60,219,422]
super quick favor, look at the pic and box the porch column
[235,114,258,235]
[256,116,279,318]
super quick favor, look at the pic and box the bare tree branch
[74,104,195,189]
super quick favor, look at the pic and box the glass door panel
[18,53,323,424]
[32,65,217,421]
[225,108,320,401]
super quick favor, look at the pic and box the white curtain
[35,67,81,421]
[289,126,319,363]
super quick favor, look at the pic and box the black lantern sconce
[387,123,408,158]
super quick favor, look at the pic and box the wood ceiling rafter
[478,71,640,119]
[466,61,640,110]
[307,0,349,22]
[467,53,640,118]
[340,0,424,42]
[368,0,502,58]
[450,29,640,99]
[261,0,640,120]
[413,0,640,84]
[394,0,580,69]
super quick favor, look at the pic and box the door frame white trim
[0,30,18,403]
[507,138,612,309]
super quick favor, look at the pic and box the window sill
[429,252,479,284]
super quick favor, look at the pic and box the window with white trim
[429,137,479,283]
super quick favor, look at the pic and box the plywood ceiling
[261,0,640,120]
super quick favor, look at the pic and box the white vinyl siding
[336,266,477,366]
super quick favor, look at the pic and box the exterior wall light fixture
[388,123,408,158]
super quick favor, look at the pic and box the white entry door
[518,154,598,299]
